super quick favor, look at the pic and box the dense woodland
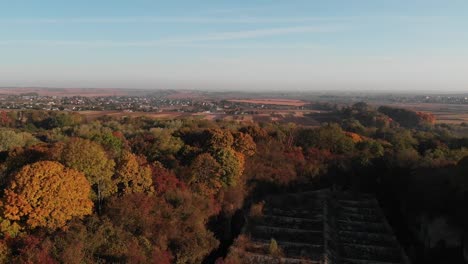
[0,102,466,263]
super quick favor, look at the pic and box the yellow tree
[188,153,223,196]
[202,129,246,188]
[114,151,153,194]
[2,161,93,230]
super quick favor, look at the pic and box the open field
[227,99,308,106]
[380,103,468,124]
[165,91,207,100]
[433,114,468,124]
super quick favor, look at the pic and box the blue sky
[1,0,468,91]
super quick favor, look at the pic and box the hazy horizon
[2,1,468,91]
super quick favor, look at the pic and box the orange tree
[2,161,93,230]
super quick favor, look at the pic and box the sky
[1,0,468,91]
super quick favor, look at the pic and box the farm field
[227,99,308,106]
[0,88,140,97]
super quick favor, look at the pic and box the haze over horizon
[1,1,468,91]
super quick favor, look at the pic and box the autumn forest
[0,102,466,263]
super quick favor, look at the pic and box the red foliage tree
[152,162,186,195]
[11,235,57,264]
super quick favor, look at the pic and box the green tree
[43,112,83,129]
[357,140,385,158]
[0,129,38,152]
[59,138,116,208]
[297,124,355,153]
[212,148,244,187]
[92,132,124,157]
[132,129,184,165]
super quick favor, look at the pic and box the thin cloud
[206,7,269,15]
[0,16,352,24]
[0,25,344,47]
[163,25,343,42]
[0,15,450,25]
[0,40,161,47]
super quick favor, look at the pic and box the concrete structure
[229,189,410,264]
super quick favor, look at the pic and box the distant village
[0,93,308,114]
[1,92,467,119]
